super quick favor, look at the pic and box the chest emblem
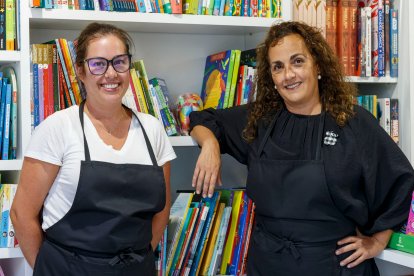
[324,131,338,146]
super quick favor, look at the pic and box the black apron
[33,101,166,276]
[246,110,379,276]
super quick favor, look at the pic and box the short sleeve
[189,105,249,165]
[25,112,67,166]
[352,106,414,234]
[140,113,176,167]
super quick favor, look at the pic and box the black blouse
[189,104,414,235]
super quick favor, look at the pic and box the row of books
[122,61,180,136]
[0,0,19,51]
[30,0,283,17]
[0,184,18,248]
[31,41,84,129]
[0,67,17,160]
[355,95,398,144]
[200,48,256,110]
[162,190,255,276]
[294,0,398,78]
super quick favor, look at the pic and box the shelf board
[29,9,283,35]
[0,248,24,259]
[169,136,197,146]
[376,249,414,268]
[346,76,398,83]
[0,51,21,62]
[0,160,23,171]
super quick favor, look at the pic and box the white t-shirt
[25,105,176,230]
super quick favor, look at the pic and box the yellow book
[199,203,225,275]
[129,68,149,114]
[220,190,243,275]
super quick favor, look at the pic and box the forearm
[372,229,393,250]
[190,125,219,149]
[11,215,43,268]
[151,206,170,250]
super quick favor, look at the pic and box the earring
[274,85,277,90]
[318,74,321,80]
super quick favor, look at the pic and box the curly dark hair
[243,21,357,142]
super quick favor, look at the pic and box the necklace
[86,105,128,136]
[100,110,127,136]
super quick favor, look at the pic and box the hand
[192,140,222,198]
[335,234,387,269]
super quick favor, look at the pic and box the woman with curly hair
[189,21,413,275]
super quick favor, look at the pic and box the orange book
[337,0,350,75]
[348,0,358,75]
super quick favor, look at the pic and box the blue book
[389,9,398,78]
[2,84,11,160]
[0,78,8,158]
[377,6,385,77]
[189,191,220,276]
[227,192,248,275]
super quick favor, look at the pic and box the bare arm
[151,162,171,250]
[190,125,222,198]
[336,229,393,268]
[10,157,60,268]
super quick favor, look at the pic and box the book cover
[200,50,233,110]
[377,97,390,135]
[219,190,243,274]
[0,67,17,159]
[389,8,398,78]
[390,98,398,144]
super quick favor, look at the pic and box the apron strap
[257,108,282,156]
[79,101,91,162]
[315,111,326,161]
[134,115,158,167]
[79,101,158,167]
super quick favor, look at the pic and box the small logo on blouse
[324,131,338,146]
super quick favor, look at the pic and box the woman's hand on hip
[335,230,392,268]
[192,139,222,198]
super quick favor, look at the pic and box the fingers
[337,248,368,268]
[192,157,221,198]
[336,235,383,269]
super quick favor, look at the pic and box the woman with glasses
[11,22,176,275]
[189,21,414,275]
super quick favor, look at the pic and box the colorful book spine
[389,8,398,78]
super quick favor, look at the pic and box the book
[166,193,193,275]
[0,67,17,159]
[389,8,398,78]
[377,97,390,135]
[1,83,11,160]
[200,50,234,110]
[390,98,398,144]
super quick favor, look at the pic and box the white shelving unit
[1,0,413,274]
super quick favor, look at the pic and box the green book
[388,232,414,254]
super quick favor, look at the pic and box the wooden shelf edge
[375,249,414,268]
[0,51,21,62]
[346,76,398,83]
[0,160,23,171]
[169,136,197,147]
[0,247,24,259]
[29,9,286,34]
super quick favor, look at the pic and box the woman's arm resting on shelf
[190,125,222,198]
[151,162,171,250]
[10,157,60,268]
[335,229,393,269]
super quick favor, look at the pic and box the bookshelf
[1,0,414,275]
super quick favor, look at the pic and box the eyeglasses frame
[83,54,132,76]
